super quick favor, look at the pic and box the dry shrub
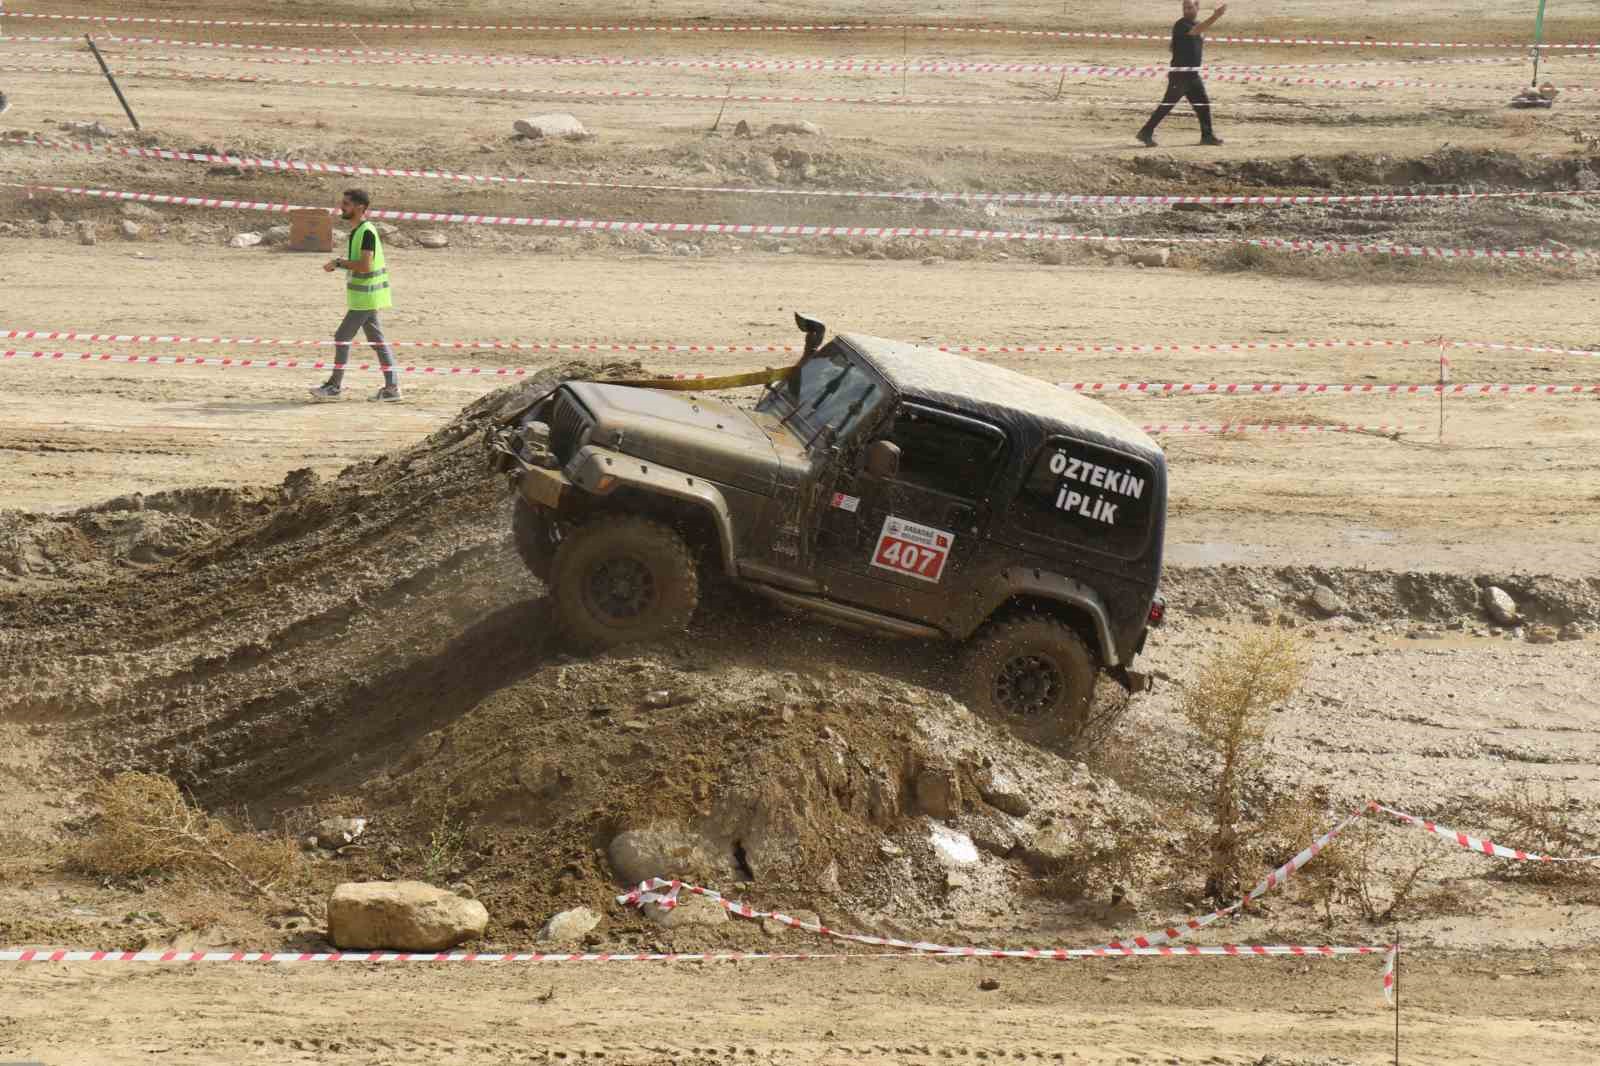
[1480,779,1600,885]
[1182,627,1307,899]
[72,773,301,899]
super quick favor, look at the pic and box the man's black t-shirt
[1170,17,1202,69]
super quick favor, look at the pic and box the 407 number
[873,535,948,582]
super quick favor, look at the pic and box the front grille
[548,391,594,465]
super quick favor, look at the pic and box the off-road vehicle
[487,315,1167,732]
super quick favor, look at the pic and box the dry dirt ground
[3,1,1600,1063]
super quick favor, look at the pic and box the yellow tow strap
[591,362,798,392]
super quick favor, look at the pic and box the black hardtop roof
[838,332,1163,461]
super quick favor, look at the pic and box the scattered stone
[756,155,782,181]
[1558,622,1585,642]
[257,224,291,246]
[760,909,819,936]
[327,881,488,950]
[641,892,728,928]
[1526,625,1559,645]
[975,767,1031,817]
[1020,824,1077,872]
[670,242,702,257]
[513,113,588,140]
[765,120,823,136]
[120,202,162,222]
[1309,585,1344,617]
[733,119,753,138]
[537,906,600,944]
[914,765,960,819]
[968,818,1018,857]
[228,232,262,249]
[1482,586,1519,625]
[314,817,368,849]
[608,827,737,885]
[76,220,97,246]
[1129,247,1172,268]
[415,231,449,249]
[979,978,1001,991]
[928,824,978,867]
[120,220,143,239]
[207,164,245,178]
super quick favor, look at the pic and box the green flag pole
[1532,0,1548,87]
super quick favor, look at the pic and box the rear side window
[1011,438,1157,557]
[878,406,1005,500]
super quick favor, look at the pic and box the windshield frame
[758,344,888,452]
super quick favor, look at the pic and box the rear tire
[512,497,563,582]
[549,515,700,649]
[962,615,1098,739]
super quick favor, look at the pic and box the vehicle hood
[565,381,785,495]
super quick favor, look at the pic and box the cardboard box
[288,209,334,253]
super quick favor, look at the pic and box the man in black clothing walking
[1138,1,1228,147]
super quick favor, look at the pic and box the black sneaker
[369,384,403,403]
[1201,134,1225,146]
[1136,130,1156,147]
[307,383,341,401]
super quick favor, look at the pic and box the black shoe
[1201,134,1225,146]
[1136,130,1157,147]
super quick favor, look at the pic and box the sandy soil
[3,1,1600,1063]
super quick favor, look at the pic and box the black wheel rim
[583,555,657,623]
[994,654,1062,717]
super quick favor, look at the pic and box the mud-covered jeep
[487,314,1167,731]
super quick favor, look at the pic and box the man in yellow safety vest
[309,188,402,402]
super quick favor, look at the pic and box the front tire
[962,615,1098,738]
[549,516,700,649]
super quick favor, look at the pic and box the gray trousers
[329,309,398,389]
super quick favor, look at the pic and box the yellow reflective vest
[345,220,392,311]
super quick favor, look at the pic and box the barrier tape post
[83,34,141,130]
[1393,928,1402,1062]
[1437,335,1449,442]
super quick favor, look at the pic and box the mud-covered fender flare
[971,567,1120,667]
[565,445,737,572]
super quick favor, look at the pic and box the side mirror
[864,440,901,479]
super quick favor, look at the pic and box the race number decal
[871,516,954,583]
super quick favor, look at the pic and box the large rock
[1309,585,1344,618]
[327,881,488,950]
[1019,823,1078,873]
[641,892,728,928]
[976,767,1031,817]
[514,113,588,140]
[76,220,97,246]
[1482,586,1519,625]
[120,220,144,239]
[228,232,262,249]
[415,231,450,249]
[120,202,162,222]
[536,906,600,944]
[608,827,737,886]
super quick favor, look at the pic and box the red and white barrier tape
[12,351,1586,405]
[1114,800,1600,953]
[14,137,1600,210]
[2,11,1595,50]
[0,34,1542,73]
[14,59,1597,104]
[6,184,1590,261]
[5,332,1596,360]
[0,64,975,107]
[1064,382,1600,395]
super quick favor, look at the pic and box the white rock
[76,220,97,246]
[259,223,292,246]
[120,220,143,239]
[314,817,368,849]
[1482,586,1518,625]
[415,231,449,249]
[536,906,600,944]
[228,232,262,249]
[1129,247,1172,268]
[928,823,979,867]
[514,113,588,139]
[765,120,823,136]
[327,881,488,950]
[976,767,1031,817]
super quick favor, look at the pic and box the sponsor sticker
[870,515,953,583]
[830,492,860,513]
